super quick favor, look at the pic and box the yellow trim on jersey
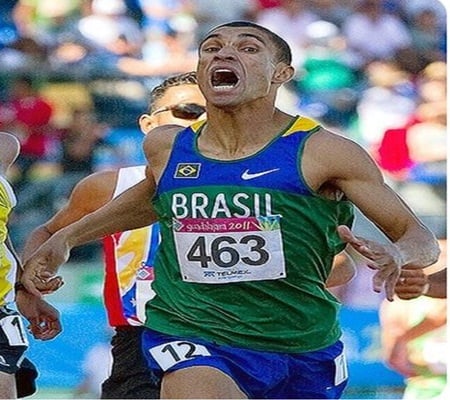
[190,120,206,133]
[282,116,321,137]
[189,116,320,137]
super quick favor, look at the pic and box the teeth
[214,85,235,90]
[211,68,239,89]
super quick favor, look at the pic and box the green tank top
[146,117,354,352]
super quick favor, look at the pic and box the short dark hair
[147,71,198,113]
[204,21,292,65]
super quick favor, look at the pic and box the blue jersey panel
[156,123,315,197]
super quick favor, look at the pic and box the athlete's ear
[138,113,156,134]
[272,64,295,84]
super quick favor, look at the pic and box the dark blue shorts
[142,328,348,399]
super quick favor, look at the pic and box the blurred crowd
[0,0,446,255]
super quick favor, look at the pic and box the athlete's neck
[198,108,294,160]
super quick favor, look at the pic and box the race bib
[334,352,348,386]
[150,340,211,371]
[173,215,286,284]
[0,314,29,347]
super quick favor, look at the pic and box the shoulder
[143,124,186,158]
[302,127,382,188]
[305,127,365,159]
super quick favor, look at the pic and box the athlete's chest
[158,140,305,195]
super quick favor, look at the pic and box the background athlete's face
[139,84,206,133]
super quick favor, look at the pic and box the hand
[16,290,62,340]
[21,232,71,297]
[30,275,65,295]
[395,268,429,300]
[337,225,403,301]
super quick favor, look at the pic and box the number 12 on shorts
[150,340,211,371]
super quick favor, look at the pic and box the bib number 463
[187,235,269,268]
[174,216,286,283]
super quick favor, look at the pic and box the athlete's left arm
[326,250,356,287]
[302,129,440,300]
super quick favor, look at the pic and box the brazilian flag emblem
[174,163,201,178]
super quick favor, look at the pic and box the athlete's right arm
[21,170,118,263]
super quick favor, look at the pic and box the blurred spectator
[306,0,353,27]
[376,61,446,182]
[256,0,319,66]
[375,61,446,230]
[407,7,446,64]
[0,36,48,73]
[8,107,109,257]
[39,0,147,78]
[0,75,58,187]
[379,239,447,400]
[191,0,255,41]
[406,102,446,186]
[137,0,194,36]
[12,1,92,76]
[0,0,20,49]
[399,0,446,29]
[119,18,198,77]
[38,80,94,128]
[253,0,282,10]
[12,0,84,40]
[60,108,109,175]
[355,60,416,152]
[380,297,447,399]
[293,20,361,128]
[78,0,144,58]
[0,0,47,73]
[342,0,412,69]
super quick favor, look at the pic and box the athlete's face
[139,84,206,133]
[197,26,293,107]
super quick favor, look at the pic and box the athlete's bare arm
[302,128,440,300]
[143,124,183,182]
[21,170,118,262]
[21,125,181,295]
[326,251,356,288]
[426,269,447,298]
[396,268,447,299]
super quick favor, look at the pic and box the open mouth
[211,69,239,90]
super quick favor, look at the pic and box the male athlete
[21,22,439,399]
